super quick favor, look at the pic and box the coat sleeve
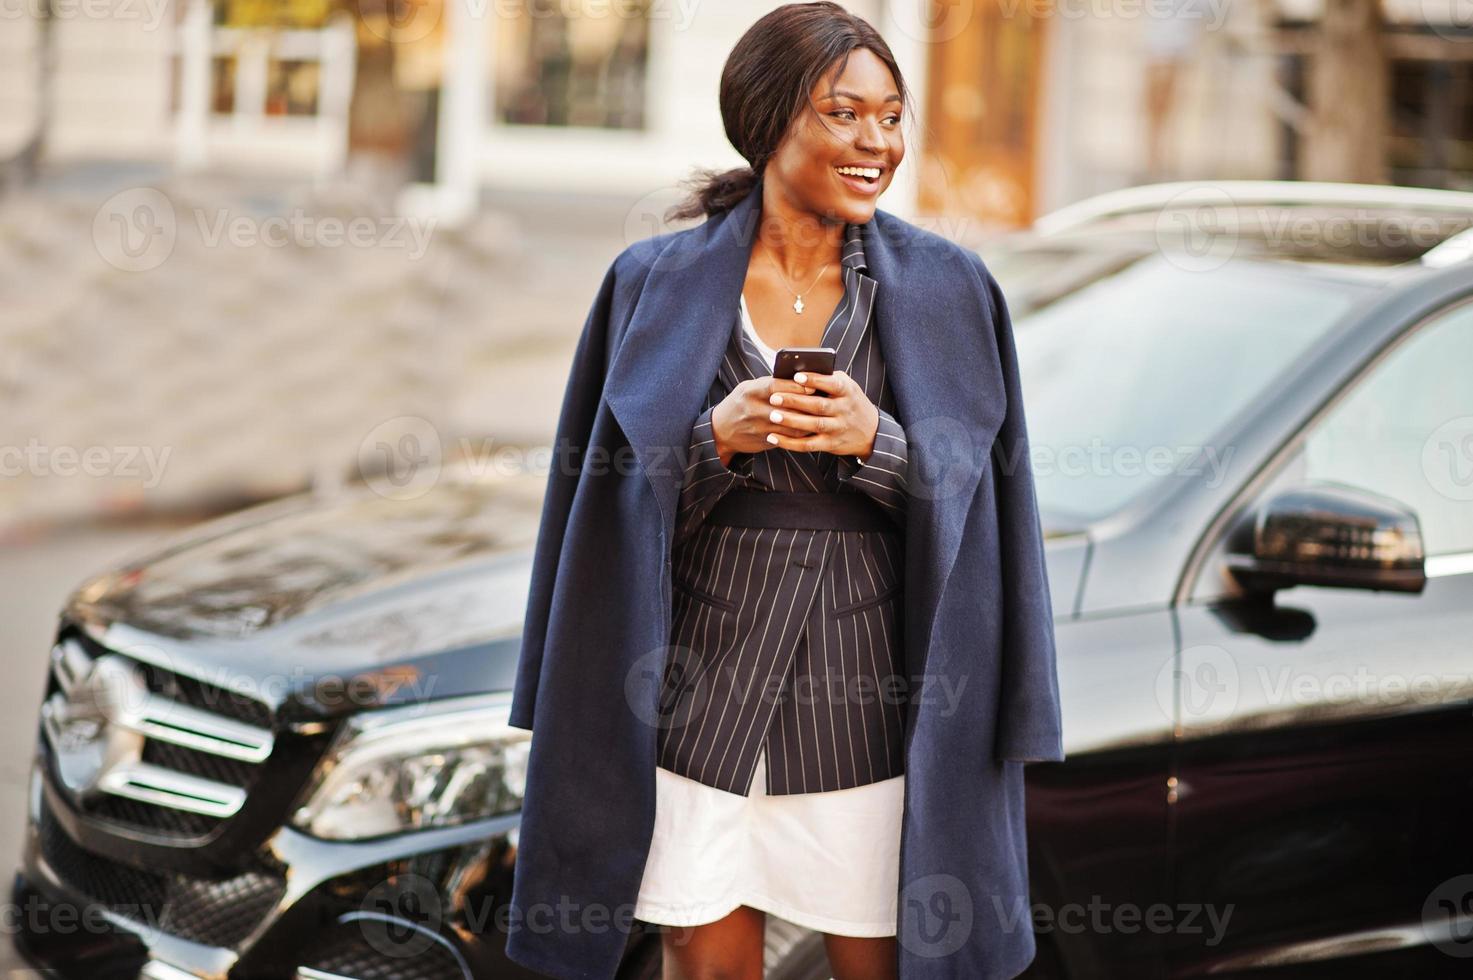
[507,258,623,732]
[980,259,1066,764]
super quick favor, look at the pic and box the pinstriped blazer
[655,220,912,796]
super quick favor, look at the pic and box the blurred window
[211,56,237,114]
[182,0,334,119]
[1303,300,1473,555]
[266,59,321,116]
[494,0,650,129]
[1389,60,1473,192]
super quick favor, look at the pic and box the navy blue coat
[505,180,1066,979]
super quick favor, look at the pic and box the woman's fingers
[765,408,835,434]
[765,431,833,451]
[766,377,817,397]
[791,370,849,396]
[766,391,833,415]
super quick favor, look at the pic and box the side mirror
[1224,481,1426,595]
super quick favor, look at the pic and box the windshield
[1006,252,1360,526]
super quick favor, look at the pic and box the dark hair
[667,2,912,223]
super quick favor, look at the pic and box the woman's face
[764,48,905,228]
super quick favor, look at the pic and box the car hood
[60,476,547,718]
[59,472,1091,720]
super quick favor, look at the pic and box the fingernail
[770,394,783,405]
[794,373,806,384]
[769,410,783,423]
[766,433,779,445]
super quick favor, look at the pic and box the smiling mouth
[835,166,883,184]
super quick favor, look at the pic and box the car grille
[301,931,471,980]
[40,628,276,839]
[38,796,286,948]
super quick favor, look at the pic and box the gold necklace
[762,247,833,315]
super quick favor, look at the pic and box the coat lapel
[602,181,1008,662]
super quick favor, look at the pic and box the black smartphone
[772,347,836,388]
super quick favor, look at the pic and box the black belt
[704,489,894,532]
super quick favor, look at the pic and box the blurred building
[2,0,1470,229]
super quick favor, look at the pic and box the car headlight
[290,693,530,841]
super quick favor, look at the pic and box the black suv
[14,181,1473,979]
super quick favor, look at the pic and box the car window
[1302,299,1473,556]
[1012,253,1357,526]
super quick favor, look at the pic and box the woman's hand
[710,377,820,466]
[762,370,880,460]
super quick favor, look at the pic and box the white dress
[631,296,906,938]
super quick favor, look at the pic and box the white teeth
[837,166,881,180]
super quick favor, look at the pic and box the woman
[507,5,1065,980]
[629,5,913,978]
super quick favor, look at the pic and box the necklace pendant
[793,295,805,314]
